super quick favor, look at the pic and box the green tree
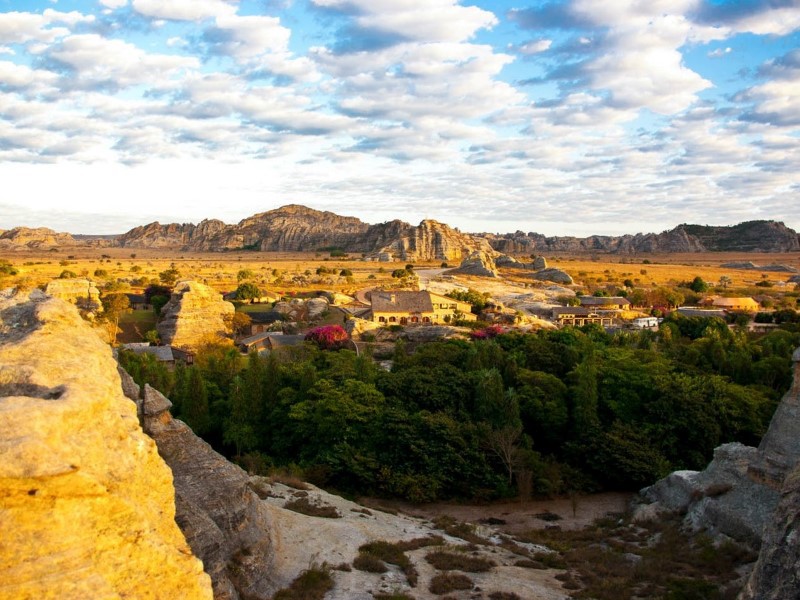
[689,276,709,293]
[101,292,130,344]
[159,265,180,286]
[235,282,262,301]
[182,367,211,435]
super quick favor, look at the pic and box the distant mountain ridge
[487,220,800,254]
[1,207,798,255]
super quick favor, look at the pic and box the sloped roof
[371,291,434,313]
[579,296,630,306]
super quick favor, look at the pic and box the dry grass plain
[1,247,799,298]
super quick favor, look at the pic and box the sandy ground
[370,492,634,535]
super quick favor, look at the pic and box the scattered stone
[495,255,519,267]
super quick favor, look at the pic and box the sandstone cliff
[0,288,212,600]
[0,227,76,249]
[117,205,488,261]
[157,280,235,352]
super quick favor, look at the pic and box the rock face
[157,281,234,351]
[0,227,76,249]
[739,462,800,600]
[44,278,103,313]
[636,348,800,554]
[117,204,487,261]
[0,289,212,600]
[119,378,276,600]
[488,220,800,254]
[447,250,499,277]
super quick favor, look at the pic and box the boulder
[533,256,548,270]
[447,251,499,278]
[530,268,574,285]
[157,281,234,352]
[343,317,382,338]
[495,255,519,267]
[0,288,212,599]
[306,297,329,319]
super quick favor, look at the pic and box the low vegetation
[428,572,473,594]
[271,565,334,600]
[425,549,495,572]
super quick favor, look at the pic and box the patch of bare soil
[371,492,634,535]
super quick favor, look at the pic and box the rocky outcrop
[636,348,800,553]
[488,220,800,254]
[157,281,234,352]
[117,205,487,261]
[721,262,798,273]
[533,255,548,270]
[739,462,800,600]
[0,289,212,600]
[447,251,499,277]
[531,268,574,285]
[119,378,275,600]
[0,227,76,249]
[44,278,103,313]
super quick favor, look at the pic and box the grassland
[1,246,798,300]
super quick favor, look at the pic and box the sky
[0,0,798,236]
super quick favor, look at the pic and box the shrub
[353,554,387,573]
[425,550,495,572]
[272,565,334,600]
[304,325,349,350]
[283,496,341,518]
[429,573,472,595]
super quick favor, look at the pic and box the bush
[283,496,341,518]
[272,565,334,600]
[425,550,495,572]
[304,325,349,350]
[429,573,472,594]
[352,553,387,573]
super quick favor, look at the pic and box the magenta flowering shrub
[305,324,349,350]
[470,324,505,340]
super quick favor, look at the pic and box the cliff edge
[0,288,212,600]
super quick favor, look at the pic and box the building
[239,332,306,354]
[578,296,631,310]
[126,294,151,311]
[552,307,614,327]
[706,297,760,312]
[368,290,475,325]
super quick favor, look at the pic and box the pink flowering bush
[470,324,505,340]
[305,325,349,350]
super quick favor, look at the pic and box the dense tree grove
[119,316,800,502]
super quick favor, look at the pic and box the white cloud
[708,47,731,58]
[0,10,94,44]
[48,34,199,89]
[312,0,497,43]
[132,0,237,22]
[99,0,129,8]
[565,1,716,115]
[0,46,15,55]
[518,39,552,55]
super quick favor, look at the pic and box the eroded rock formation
[0,227,76,249]
[530,267,574,285]
[447,250,499,277]
[157,280,235,352]
[0,288,212,600]
[44,278,102,313]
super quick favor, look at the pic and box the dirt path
[369,492,634,535]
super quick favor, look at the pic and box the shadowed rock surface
[447,250,499,277]
[0,289,212,600]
